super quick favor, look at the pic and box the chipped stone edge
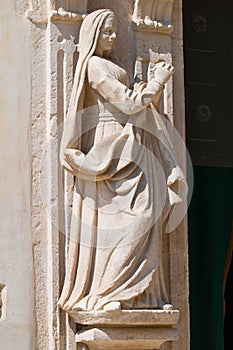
[69,309,180,326]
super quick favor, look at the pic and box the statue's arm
[87,56,165,115]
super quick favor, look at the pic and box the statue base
[74,310,179,350]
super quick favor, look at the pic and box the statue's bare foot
[163,304,173,311]
[137,19,144,26]
[158,302,173,310]
[144,16,154,27]
[103,301,121,311]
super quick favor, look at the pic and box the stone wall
[0,1,34,349]
[0,1,189,349]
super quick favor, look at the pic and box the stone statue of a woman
[58,9,185,314]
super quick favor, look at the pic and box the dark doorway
[183,0,233,349]
[187,167,233,350]
[183,0,233,167]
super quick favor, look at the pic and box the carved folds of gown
[58,10,185,314]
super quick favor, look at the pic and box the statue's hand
[151,61,174,86]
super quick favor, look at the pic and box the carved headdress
[68,9,114,117]
[60,9,114,170]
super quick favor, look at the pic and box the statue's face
[96,15,117,55]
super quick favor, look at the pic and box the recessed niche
[0,284,6,321]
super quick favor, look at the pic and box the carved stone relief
[52,0,87,23]
[58,8,179,316]
[16,0,189,349]
[51,8,85,23]
[133,0,174,34]
[19,0,88,23]
[26,1,87,348]
[55,0,88,13]
[132,0,175,124]
[56,8,187,350]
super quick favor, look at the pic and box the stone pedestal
[74,310,179,350]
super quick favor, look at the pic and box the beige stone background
[0,1,34,349]
[0,1,189,349]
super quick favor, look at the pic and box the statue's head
[68,10,117,114]
[79,9,116,58]
[95,13,117,57]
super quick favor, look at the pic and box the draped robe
[58,55,184,312]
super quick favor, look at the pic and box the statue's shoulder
[88,56,108,69]
[87,56,110,86]
[87,56,113,80]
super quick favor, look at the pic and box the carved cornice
[51,8,87,24]
[22,1,86,24]
[132,0,174,34]
[134,21,173,34]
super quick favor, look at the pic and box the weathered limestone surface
[0,1,34,349]
[71,310,179,325]
[0,1,189,350]
[76,327,179,350]
[75,310,179,350]
[170,1,190,349]
[58,9,179,317]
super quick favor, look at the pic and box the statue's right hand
[151,61,174,85]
